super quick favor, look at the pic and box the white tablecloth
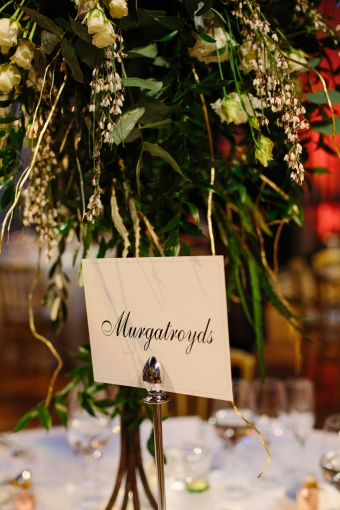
[1,416,340,510]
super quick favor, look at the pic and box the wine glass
[209,379,255,497]
[66,382,116,508]
[251,377,287,443]
[285,377,315,474]
[321,414,340,493]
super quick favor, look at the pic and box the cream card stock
[82,256,232,400]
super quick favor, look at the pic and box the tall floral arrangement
[0,0,339,429]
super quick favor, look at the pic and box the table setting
[1,377,340,510]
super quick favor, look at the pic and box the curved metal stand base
[104,412,157,510]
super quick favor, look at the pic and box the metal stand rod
[143,356,170,510]
[153,404,166,510]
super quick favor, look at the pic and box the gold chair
[162,348,256,419]
[0,261,53,372]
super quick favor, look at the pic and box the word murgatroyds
[101,311,214,355]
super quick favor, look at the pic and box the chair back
[162,348,256,419]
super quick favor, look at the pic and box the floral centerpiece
[0,0,339,504]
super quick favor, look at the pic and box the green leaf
[87,382,109,393]
[158,214,180,234]
[143,142,186,178]
[61,38,84,83]
[306,90,340,104]
[185,0,199,16]
[55,17,70,31]
[0,184,14,211]
[180,221,206,238]
[41,30,61,55]
[247,257,265,380]
[0,116,19,124]
[54,396,68,426]
[80,392,96,417]
[305,167,330,174]
[205,45,227,57]
[93,399,117,408]
[122,77,163,92]
[127,0,138,22]
[126,43,158,59]
[13,410,37,432]
[308,57,321,68]
[155,30,178,42]
[180,240,191,256]
[38,405,52,430]
[196,32,216,43]
[20,6,64,37]
[68,15,92,44]
[165,229,179,250]
[139,119,172,129]
[74,38,100,69]
[34,47,47,76]
[112,107,145,145]
[152,16,185,30]
[184,201,200,227]
[311,117,340,134]
[135,96,170,124]
[196,0,214,16]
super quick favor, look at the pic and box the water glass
[165,441,212,492]
[285,377,315,447]
[251,377,287,443]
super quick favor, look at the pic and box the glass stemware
[285,377,315,474]
[66,383,115,509]
[209,379,255,497]
[251,377,287,444]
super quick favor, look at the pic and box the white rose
[188,28,231,64]
[239,40,275,73]
[107,0,128,19]
[0,18,20,52]
[92,22,116,48]
[85,8,106,34]
[0,63,21,94]
[12,40,35,70]
[211,92,262,125]
[288,52,308,73]
[255,134,275,167]
[77,0,97,18]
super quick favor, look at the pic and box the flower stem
[10,0,25,21]
[22,20,31,39]
[17,9,25,22]
[0,0,14,14]
[214,29,227,98]
[29,22,36,42]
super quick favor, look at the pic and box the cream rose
[0,18,20,54]
[288,52,308,73]
[92,22,116,48]
[239,40,276,73]
[77,0,97,18]
[255,134,274,167]
[85,8,106,34]
[0,63,21,94]
[211,93,261,125]
[12,40,35,70]
[188,28,231,64]
[107,0,128,19]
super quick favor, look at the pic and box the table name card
[101,311,214,355]
[82,256,232,400]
